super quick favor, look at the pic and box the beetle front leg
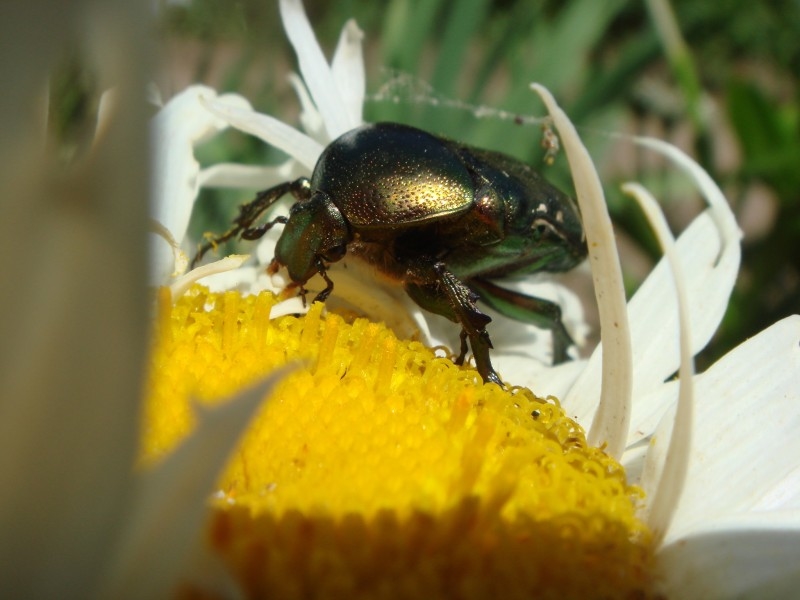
[312,257,335,303]
[240,215,288,240]
[191,177,311,267]
[405,262,502,386]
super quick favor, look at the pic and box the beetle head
[275,191,350,284]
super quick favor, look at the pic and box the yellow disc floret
[144,286,657,599]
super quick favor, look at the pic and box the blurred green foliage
[147,0,799,367]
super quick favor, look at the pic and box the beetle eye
[322,243,347,262]
[532,218,556,238]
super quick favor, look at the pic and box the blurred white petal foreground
[153,0,800,597]
[0,2,288,599]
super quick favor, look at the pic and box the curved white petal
[660,315,800,543]
[331,19,365,127]
[566,155,741,430]
[287,73,327,142]
[198,160,304,190]
[657,511,800,600]
[200,95,323,172]
[623,182,694,544]
[169,255,250,299]
[151,86,252,282]
[532,84,632,459]
[279,0,353,138]
[149,219,188,284]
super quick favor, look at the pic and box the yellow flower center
[144,286,658,598]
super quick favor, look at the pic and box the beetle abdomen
[312,123,475,230]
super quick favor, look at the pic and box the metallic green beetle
[193,122,587,385]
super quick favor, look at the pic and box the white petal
[331,19,365,127]
[201,95,323,172]
[201,265,283,298]
[151,86,252,282]
[198,159,304,190]
[279,0,354,138]
[630,213,738,381]
[623,182,695,544]
[98,371,290,598]
[287,73,326,142]
[152,86,250,241]
[749,462,800,512]
[254,222,288,266]
[622,380,678,452]
[660,316,800,543]
[566,160,740,428]
[532,84,632,459]
[608,212,739,446]
[624,138,740,405]
[514,359,588,402]
[657,511,800,600]
[169,255,250,299]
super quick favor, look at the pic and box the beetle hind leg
[470,277,575,364]
[454,330,469,366]
[405,262,502,386]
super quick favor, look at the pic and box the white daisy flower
[147,1,800,597]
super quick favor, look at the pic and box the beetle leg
[240,215,288,240]
[405,262,502,386]
[312,257,335,303]
[469,277,575,364]
[454,330,468,365]
[300,287,308,307]
[191,177,311,267]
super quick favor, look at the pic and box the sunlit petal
[287,73,326,141]
[198,160,304,190]
[201,94,323,171]
[331,19,365,127]
[664,315,800,542]
[623,182,694,545]
[532,83,632,459]
[169,255,250,299]
[279,0,353,138]
[566,146,740,432]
